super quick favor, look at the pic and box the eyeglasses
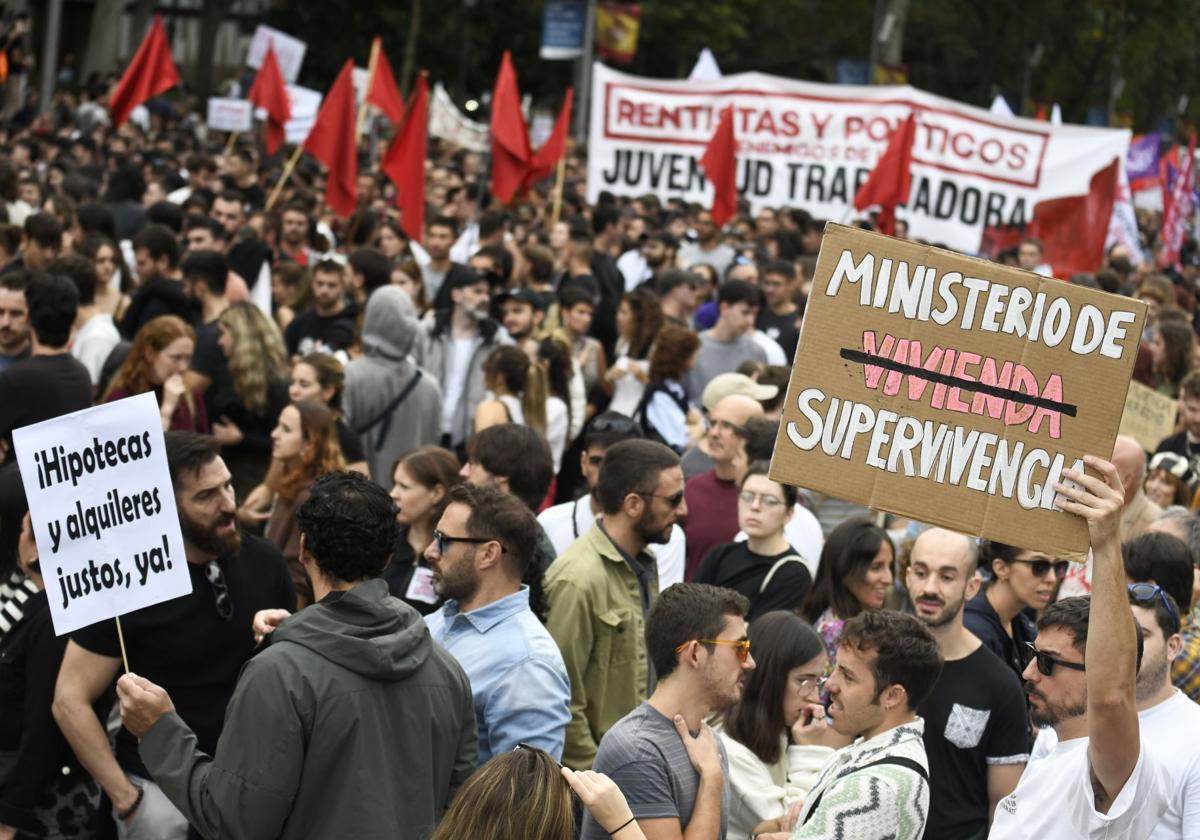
[795,673,828,693]
[738,491,786,509]
[432,530,506,556]
[637,490,686,508]
[1128,583,1180,632]
[1024,641,1086,677]
[675,638,752,663]
[1009,556,1070,579]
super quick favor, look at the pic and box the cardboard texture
[770,223,1145,558]
[1119,381,1178,453]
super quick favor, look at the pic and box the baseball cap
[701,372,780,412]
[496,288,548,311]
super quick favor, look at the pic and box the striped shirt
[793,719,930,840]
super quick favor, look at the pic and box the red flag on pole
[853,112,917,236]
[108,15,180,127]
[1159,135,1196,269]
[490,51,532,205]
[699,106,737,227]
[366,38,405,125]
[521,87,574,193]
[247,44,291,155]
[382,73,429,243]
[303,59,359,219]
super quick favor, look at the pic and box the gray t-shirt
[685,332,767,404]
[680,445,715,481]
[581,703,729,840]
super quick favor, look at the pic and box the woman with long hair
[391,258,429,319]
[1150,316,1195,398]
[103,315,208,433]
[798,517,895,664]
[288,352,368,474]
[476,346,568,468]
[429,745,648,840]
[270,262,311,334]
[696,462,812,620]
[384,445,462,615]
[716,612,844,840]
[536,336,573,472]
[213,301,291,500]
[635,325,701,452]
[964,540,1064,682]
[377,218,410,261]
[604,288,664,416]
[82,233,128,316]
[239,400,344,607]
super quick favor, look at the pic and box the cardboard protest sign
[770,223,1145,557]
[247,25,306,84]
[207,97,253,133]
[1119,381,1178,453]
[13,393,190,636]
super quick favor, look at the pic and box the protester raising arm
[1054,456,1141,812]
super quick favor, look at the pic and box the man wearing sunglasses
[581,583,752,840]
[990,456,1171,839]
[424,484,571,762]
[905,528,1028,840]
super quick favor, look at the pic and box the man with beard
[422,216,478,312]
[580,582,749,840]
[905,528,1028,840]
[545,440,688,770]
[497,288,546,356]
[989,456,1171,839]
[52,433,294,840]
[283,259,357,359]
[278,203,320,267]
[423,484,570,761]
[757,611,942,840]
[0,272,30,371]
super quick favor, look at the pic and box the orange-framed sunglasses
[675,638,752,663]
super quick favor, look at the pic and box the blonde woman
[213,301,290,500]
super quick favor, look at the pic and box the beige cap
[701,372,780,412]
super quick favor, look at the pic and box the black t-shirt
[283,305,358,358]
[694,542,812,621]
[917,644,1030,840]
[381,528,441,617]
[757,306,800,362]
[335,418,365,465]
[0,354,93,447]
[70,534,296,777]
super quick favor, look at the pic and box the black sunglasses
[1010,556,1070,579]
[1024,641,1086,677]
[637,490,686,509]
[590,415,640,436]
[1128,583,1180,632]
[433,530,506,556]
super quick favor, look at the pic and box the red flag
[247,44,291,155]
[303,59,358,219]
[699,106,737,227]
[521,88,574,193]
[853,112,916,236]
[490,51,532,205]
[108,16,180,127]
[366,38,405,125]
[1028,158,1120,277]
[1159,136,1195,268]
[381,73,429,243]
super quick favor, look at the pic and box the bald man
[1113,434,1161,544]
[682,393,765,577]
[907,528,1028,840]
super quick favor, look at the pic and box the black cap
[496,287,548,311]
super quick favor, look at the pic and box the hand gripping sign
[770,224,1145,558]
[13,393,191,645]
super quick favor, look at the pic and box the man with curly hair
[114,471,478,840]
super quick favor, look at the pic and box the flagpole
[267,145,305,211]
[357,37,382,141]
[550,156,567,226]
[223,131,239,157]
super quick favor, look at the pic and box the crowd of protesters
[0,71,1196,840]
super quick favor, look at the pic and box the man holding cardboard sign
[48,430,294,840]
[770,223,1145,558]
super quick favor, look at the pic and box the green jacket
[140,579,477,840]
[544,522,657,770]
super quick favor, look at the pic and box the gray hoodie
[140,579,477,840]
[343,287,444,486]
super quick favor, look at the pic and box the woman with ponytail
[475,346,568,471]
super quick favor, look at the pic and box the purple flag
[1127,132,1160,187]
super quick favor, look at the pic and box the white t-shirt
[441,336,480,436]
[71,313,121,385]
[734,505,825,579]
[608,356,649,417]
[990,734,1170,839]
[537,497,685,589]
[1029,691,1200,840]
[546,396,568,473]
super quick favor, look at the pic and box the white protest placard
[280,84,322,145]
[429,83,490,152]
[207,97,253,133]
[246,25,307,85]
[13,393,191,636]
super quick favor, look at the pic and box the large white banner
[587,63,1130,253]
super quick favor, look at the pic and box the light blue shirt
[425,585,571,762]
